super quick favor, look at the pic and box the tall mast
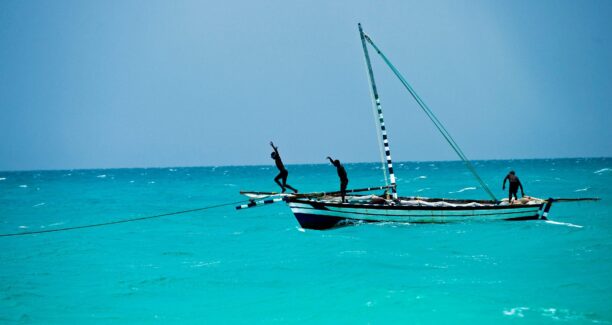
[359,23,398,200]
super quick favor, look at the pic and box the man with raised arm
[502,170,524,203]
[327,156,349,203]
[270,141,298,193]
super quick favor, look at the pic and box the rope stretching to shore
[0,199,250,238]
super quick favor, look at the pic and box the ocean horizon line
[1,156,610,174]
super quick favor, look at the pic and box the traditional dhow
[238,190,552,230]
[236,24,597,230]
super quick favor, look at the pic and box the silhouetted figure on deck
[327,156,349,203]
[502,170,524,202]
[270,142,298,193]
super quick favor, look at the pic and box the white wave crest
[190,261,220,268]
[339,250,367,255]
[449,187,477,194]
[545,220,583,228]
[594,168,611,174]
[574,187,589,192]
[503,307,529,317]
[96,174,107,178]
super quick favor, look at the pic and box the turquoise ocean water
[1,158,611,323]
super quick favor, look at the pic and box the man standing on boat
[327,156,349,203]
[270,141,298,193]
[502,171,524,202]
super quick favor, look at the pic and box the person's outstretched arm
[326,156,334,164]
[270,141,279,155]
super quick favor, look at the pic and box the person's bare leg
[282,174,298,193]
[274,173,285,192]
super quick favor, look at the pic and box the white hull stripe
[289,203,540,217]
[289,204,540,222]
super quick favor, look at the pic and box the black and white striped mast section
[359,23,398,200]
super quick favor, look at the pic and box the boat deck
[305,194,545,208]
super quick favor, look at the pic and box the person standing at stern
[502,170,524,202]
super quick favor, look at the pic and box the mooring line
[0,199,250,237]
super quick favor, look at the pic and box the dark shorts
[509,183,519,193]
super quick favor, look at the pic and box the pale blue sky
[1,0,611,171]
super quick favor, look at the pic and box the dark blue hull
[288,198,552,230]
[293,213,347,230]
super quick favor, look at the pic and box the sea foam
[449,187,477,194]
[545,220,583,228]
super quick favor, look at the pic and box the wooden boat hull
[287,198,546,230]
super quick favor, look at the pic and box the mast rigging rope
[363,34,498,201]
